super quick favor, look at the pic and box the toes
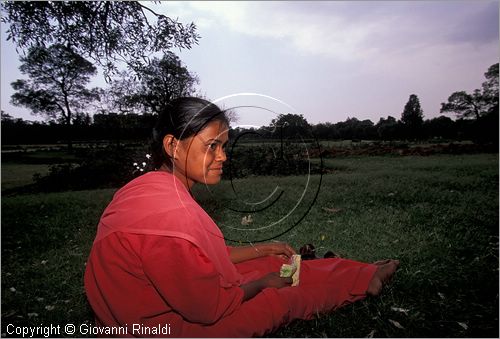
[376,261,399,284]
[367,277,383,296]
[323,250,339,259]
[373,259,400,266]
[367,260,399,297]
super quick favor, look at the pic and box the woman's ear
[162,134,178,159]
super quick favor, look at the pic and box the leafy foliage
[136,52,199,113]
[9,44,100,150]
[1,1,200,80]
[335,117,377,140]
[10,44,99,126]
[440,90,487,120]
[225,143,324,179]
[22,142,322,192]
[270,113,312,139]
[441,63,499,120]
[376,116,402,140]
[401,94,424,139]
[482,63,499,112]
[31,145,149,192]
[423,116,456,139]
[96,71,144,115]
[101,52,199,114]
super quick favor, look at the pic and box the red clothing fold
[84,171,377,337]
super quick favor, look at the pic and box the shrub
[223,143,324,179]
[33,145,151,192]
[29,142,325,192]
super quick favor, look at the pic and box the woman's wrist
[241,278,266,301]
[252,243,266,258]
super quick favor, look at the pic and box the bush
[33,145,151,191]
[28,142,325,192]
[223,143,324,179]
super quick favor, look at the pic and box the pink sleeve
[142,236,244,325]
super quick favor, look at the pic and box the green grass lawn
[1,163,50,192]
[1,154,498,337]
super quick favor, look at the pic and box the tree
[10,44,99,150]
[401,94,424,126]
[481,63,499,116]
[312,122,339,140]
[440,63,498,120]
[270,113,311,139]
[1,110,15,123]
[97,71,144,115]
[133,52,199,113]
[1,2,199,80]
[440,90,486,120]
[401,94,424,139]
[376,116,401,140]
[333,117,377,140]
[423,116,456,140]
[335,117,358,140]
[100,52,199,115]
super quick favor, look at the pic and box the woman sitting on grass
[84,97,399,337]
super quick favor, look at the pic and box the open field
[1,153,498,337]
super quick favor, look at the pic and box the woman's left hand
[229,242,297,264]
[259,242,296,260]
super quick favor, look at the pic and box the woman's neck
[157,164,194,190]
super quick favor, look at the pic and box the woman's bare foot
[366,259,400,296]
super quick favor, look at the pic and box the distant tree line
[1,111,157,145]
[230,112,492,144]
[1,108,494,146]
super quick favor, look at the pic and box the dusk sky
[1,1,498,128]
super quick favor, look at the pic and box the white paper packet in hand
[279,254,301,286]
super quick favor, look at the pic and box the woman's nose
[216,147,227,162]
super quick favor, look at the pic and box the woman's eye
[209,143,217,150]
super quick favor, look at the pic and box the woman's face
[172,121,229,188]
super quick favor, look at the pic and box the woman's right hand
[241,272,292,301]
[260,272,292,289]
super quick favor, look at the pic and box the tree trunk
[63,95,73,152]
[67,126,73,152]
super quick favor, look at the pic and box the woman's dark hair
[151,97,229,170]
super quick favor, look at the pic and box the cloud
[183,1,384,60]
[162,1,498,62]
[446,1,499,45]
